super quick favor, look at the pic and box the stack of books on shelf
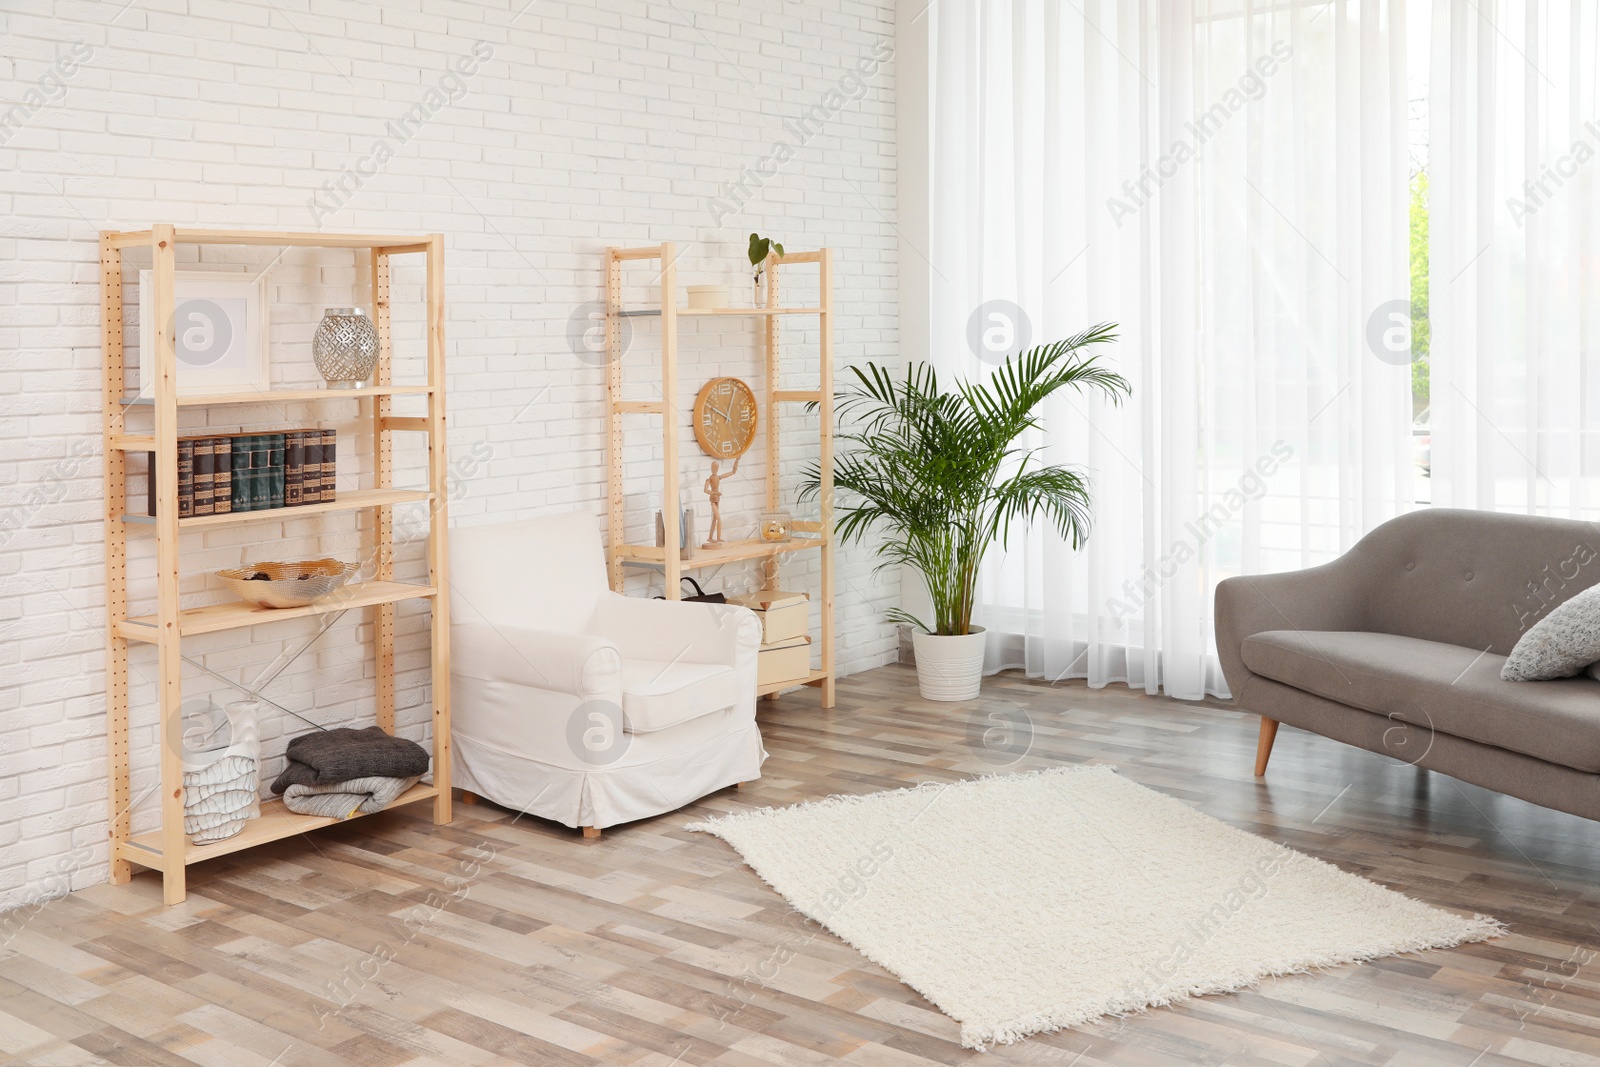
[147,429,337,518]
[727,589,812,686]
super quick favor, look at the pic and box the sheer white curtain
[923,0,1413,699]
[1430,1,1600,518]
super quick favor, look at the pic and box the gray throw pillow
[1502,585,1600,681]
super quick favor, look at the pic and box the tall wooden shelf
[99,225,453,906]
[603,243,836,708]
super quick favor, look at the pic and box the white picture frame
[138,271,270,398]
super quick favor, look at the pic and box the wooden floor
[6,664,1600,1066]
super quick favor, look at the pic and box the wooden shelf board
[617,537,823,569]
[612,307,823,318]
[123,580,436,640]
[758,669,831,697]
[123,488,432,530]
[109,228,436,250]
[682,307,823,316]
[120,783,439,868]
[118,385,432,408]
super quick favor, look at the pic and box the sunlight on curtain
[925,0,1412,699]
[1430,1,1600,519]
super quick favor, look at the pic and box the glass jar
[759,508,792,543]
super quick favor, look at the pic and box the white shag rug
[689,765,1503,1049]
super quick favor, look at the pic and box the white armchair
[447,511,765,836]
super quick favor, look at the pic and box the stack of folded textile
[270,726,430,819]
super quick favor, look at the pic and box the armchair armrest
[1214,556,1370,698]
[588,592,761,668]
[451,620,621,697]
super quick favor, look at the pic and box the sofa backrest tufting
[1350,508,1600,655]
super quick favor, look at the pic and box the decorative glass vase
[182,700,261,844]
[312,307,379,389]
[759,508,792,543]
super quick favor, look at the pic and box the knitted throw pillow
[1503,586,1600,681]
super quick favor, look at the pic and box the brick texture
[0,0,899,912]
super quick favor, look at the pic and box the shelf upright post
[99,233,132,886]
[764,254,781,519]
[818,248,836,708]
[425,234,452,823]
[371,248,396,734]
[605,249,625,591]
[660,243,682,601]
[150,224,187,904]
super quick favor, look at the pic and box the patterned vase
[182,700,261,844]
[312,307,380,389]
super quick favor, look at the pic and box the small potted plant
[800,325,1129,700]
[748,233,784,306]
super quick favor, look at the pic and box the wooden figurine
[702,456,739,546]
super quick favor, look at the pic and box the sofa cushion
[621,660,743,733]
[1242,630,1600,773]
[1502,585,1600,680]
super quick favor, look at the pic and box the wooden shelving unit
[603,243,835,708]
[99,225,453,906]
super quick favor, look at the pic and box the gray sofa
[1215,508,1600,821]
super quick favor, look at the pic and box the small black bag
[655,576,726,604]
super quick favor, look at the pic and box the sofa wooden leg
[460,790,479,805]
[734,781,746,790]
[582,826,601,839]
[1254,718,1280,777]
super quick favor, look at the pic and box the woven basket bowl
[218,558,358,609]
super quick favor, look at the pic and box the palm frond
[799,325,1130,635]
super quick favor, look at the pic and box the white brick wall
[0,0,899,913]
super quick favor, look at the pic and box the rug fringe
[957,915,1507,1050]
[686,762,1118,833]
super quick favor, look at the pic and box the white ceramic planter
[912,627,987,701]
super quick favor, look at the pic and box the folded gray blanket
[270,726,430,794]
[281,775,422,819]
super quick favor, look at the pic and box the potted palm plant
[800,325,1129,700]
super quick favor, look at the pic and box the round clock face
[694,376,759,459]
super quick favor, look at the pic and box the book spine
[192,437,216,517]
[284,430,304,507]
[231,435,253,512]
[266,433,286,510]
[147,451,156,517]
[176,439,195,519]
[249,434,272,511]
[301,431,322,505]
[321,428,336,503]
[212,436,232,515]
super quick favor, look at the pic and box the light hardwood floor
[5,664,1600,1066]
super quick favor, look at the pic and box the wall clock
[693,376,759,458]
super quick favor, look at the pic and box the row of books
[147,430,337,518]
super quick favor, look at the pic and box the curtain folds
[924,0,1413,699]
[1429,1,1600,518]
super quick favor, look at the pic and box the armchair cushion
[589,593,762,668]
[452,621,621,697]
[450,513,611,632]
[621,661,745,733]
